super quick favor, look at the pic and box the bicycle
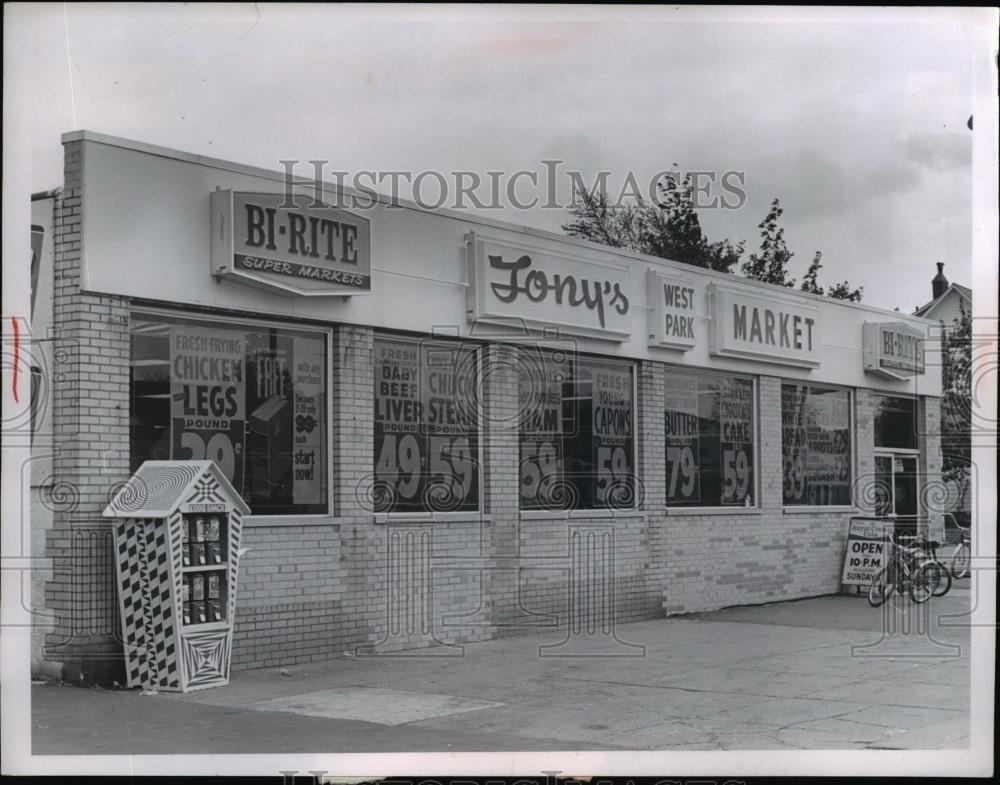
[895,533,952,597]
[868,535,940,607]
[945,513,971,579]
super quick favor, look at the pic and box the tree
[562,176,862,300]
[799,247,865,302]
[562,168,743,273]
[800,251,825,295]
[741,198,796,287]
[562,189,643,252]
[940,299,972,513]
[825,280,864,302]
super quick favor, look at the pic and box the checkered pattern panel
[143,521,180,689]
[167,511,185,617]
[180,629,231,690]
[228,511,243,623]
[113,518,182,690]
[114,519,151,688]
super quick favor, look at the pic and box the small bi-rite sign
[841,518,893,586]
[863,321,926,380]
[211,189,371,296]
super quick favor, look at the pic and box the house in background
[914,262,973,531]
[914,262,972,333]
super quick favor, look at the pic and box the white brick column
[45,139,131,685]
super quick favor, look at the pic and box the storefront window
[874,395,918,450]
[130,312,329,515]
[664,371,755,507]
[781,384,852,506]
[519,351,635,510]
[373,335,481,513]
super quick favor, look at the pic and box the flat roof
[62,129,937,327]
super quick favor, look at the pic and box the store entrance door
[874,454,919,535]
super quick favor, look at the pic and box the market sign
[863,321,926,380]
[708,283,820,368]
[841,518,893,586]
[465,232,632,341]
[647,270,697,351]
[210,190,371,296]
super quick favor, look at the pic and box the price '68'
[520,440,561,502]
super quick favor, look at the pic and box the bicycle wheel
[868,567,893,607]
[909,562,938,603]
[951,541,971,579]
[932,559,952,596]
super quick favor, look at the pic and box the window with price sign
[664,371,755,507]
[373,335,481,513]
[518,351,635,511]
[781,384,852,506]
[130,313,329,515]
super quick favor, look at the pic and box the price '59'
[722,447,751,502]
[596,445,630,504]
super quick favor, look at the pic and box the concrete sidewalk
[32,590,973,754]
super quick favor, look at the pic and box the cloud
[902,132,972,171]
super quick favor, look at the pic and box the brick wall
[660,375,856,615]
[44,140,131,684]
[233,326,379,667]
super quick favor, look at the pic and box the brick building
[30,132,945,684]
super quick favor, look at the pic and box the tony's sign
[466,233,632,340]
[647,270,697,351]
[863,322,926,380]
[211,190,371,296]
[708,283,820,367]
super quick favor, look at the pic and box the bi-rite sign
[210,190,371,296]
[863,321,926,380]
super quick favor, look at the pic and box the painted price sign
[592,362,635,507]
[373,337,479,513]
[665,374,701,504]
[169,325,246,493]
[519,351,570,509]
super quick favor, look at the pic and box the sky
[6,4,990,312]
